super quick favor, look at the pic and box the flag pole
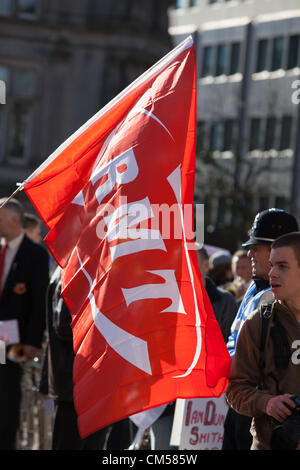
[0,185,22,209]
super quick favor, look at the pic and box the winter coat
[39,266,74,402]
[226,300,300,450]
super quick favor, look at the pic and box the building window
[210,121,223,151]
[0,0,12,16]
[201,42,241,77]
[259,196,269,211]
[175,0,187,7]
[223,119,235,151]
[229,43,240,75]
[0,66,9,161]
[198,119,237,153]
[271,37,284,71]
[249,115,293,153]
[264,117,277,150]
[249,118,261,150]
[287,35,300,69]
[12,69,36,97]
[102,60,123,104]
[102,58,146,105]
[279,116,292,150]
[256,35,300,72]
[0,65,37,163]
[0,0,38,18]
[216,197,227,227]
[0,65,9,85]
[256,39,269,72]
[196,120,206,153]
[201,46,215,77]
[18,0,38,18]
[274,196,287,209]
[7,102,32,159]
[216,44,228,76]
[0,104,4,130]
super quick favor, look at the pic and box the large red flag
[22,37,231,438]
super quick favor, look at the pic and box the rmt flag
[21,37,231,437]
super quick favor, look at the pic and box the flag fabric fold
[23,36,231,438]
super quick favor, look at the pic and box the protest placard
[171,396,228,450]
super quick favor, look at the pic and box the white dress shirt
[1,231,24,292]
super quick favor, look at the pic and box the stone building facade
[0,0,172,202]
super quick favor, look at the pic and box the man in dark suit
[39,266,112,450]
[0,197,49,449]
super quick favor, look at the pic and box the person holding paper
[0,197,49,449]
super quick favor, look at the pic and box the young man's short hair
[271,231,300,266]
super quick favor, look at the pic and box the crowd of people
[0,197,300,450]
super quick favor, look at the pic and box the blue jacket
[226,279,271,360]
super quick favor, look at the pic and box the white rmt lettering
[121,269,186,314]
[71,148,139,207]
[91,148,139,205]
[76,249,152,375]
[104,197,166,261]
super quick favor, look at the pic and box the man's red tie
[0,241,7,295]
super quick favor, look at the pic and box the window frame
[0,0,39,20]
[263,116,277,151]
[229,42,241,75]
[201,45,216,77]
[255,34,300,74]
[215,43,229,76]
[209,120,223,152]
[270,36,284,72]
[0,64,37,165]
[201,41,241,78]
[6,100,34,163]
[255,38,269,73]
[0,0,13,17]
[279,115,293,151]
[249,117,262,151]
[223,118,236,152]
[287,34,300,70]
